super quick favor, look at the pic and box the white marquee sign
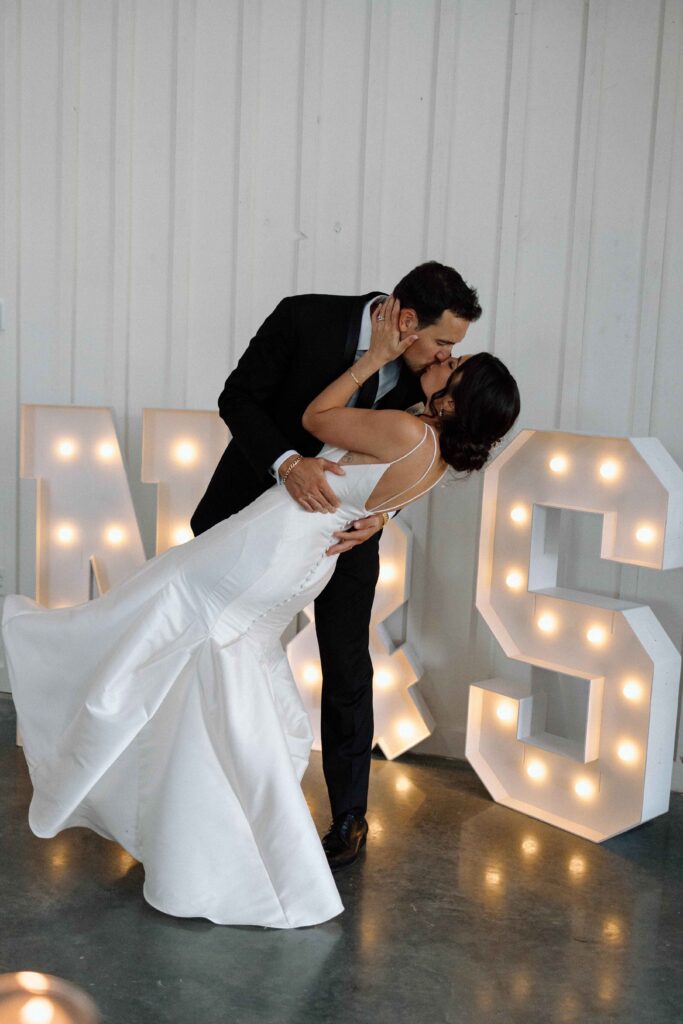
[467,430,683,842]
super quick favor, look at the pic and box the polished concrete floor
[1,698,682,1024]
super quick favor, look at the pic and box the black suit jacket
[191,291,424,535]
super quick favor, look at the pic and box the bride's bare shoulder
[370,409,428,458]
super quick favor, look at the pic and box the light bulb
[521,837,538,855]
[537,613,557,634]
[587,625,607,646]
[302,663,322,685]
[97,441,116,460]
[172,525,193,546]
[526,760,546,780]
[505,570,524,591]
[496,701,515,723]
[622,679,642,701]
[55,438,77,459]
[174,441,197,465]
[56,524,76,545]
[617,741,638,763]
[549,454,568,474]
[510,505,528,524]
[574,778,595,799]
[17,974,50,993]
[635,525,655,545]
[20,997,55,1024]
[395,776,412,793]
[105,526,125,546]
[599,460,619,481]
[378,562,398,584]
[396,719,415,740]
[568,855,586,877]
[374,669,393,689]
[485,868,501,886]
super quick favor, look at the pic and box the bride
[1,297,520,929]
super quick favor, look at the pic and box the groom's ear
[400,307,419,331]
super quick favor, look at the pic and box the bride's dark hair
[429,353,520,474]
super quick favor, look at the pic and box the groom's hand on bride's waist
[279,455,346,514]
[326,514,386,556]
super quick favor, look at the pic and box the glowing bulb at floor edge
[505,570,524,591]
[302,664,322,685]
[568,855,586,876]
[599,459,619,480]
[485,867,502,886]
[374,669,393,689]
[537,613,557,634]
[549,454,568,474]
[510,505,528,524]
[395,775,412,793]
[617,741,638,763]
[17,974,50,993]
[496,701,515,723]
[521,838,538,855]
[173,441,198,465]
[56,524,76,545]
[97,441,116,460]
[172,526,193,545]
[622,679,643,701]
[20,997,55,1024]
[574,778,595,799]
[635,525,656,545]
[396,719,415,740]
[587,625,607,646]
[105,526,125,545]
[55,438,77,459]
[526,760,546,780]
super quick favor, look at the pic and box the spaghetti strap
[366,423,443,515]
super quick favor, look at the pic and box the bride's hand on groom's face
[326,513,385,556]
[369,295,418,365]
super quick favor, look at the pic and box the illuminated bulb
[599,460,619,481]
[374,669,393,689]
[485,868,501,886]
[174,441,197,465]
[602,919,622,943]
[396,719,415,740]
[302,664,322,685]
[55,438,77,459]
[505,570,524,591]
[587,625,607,646]
[617,741,638,764]
[574,778,595,799]
[56,524,76,545]
[378,562,398,584]
[105,526,125,546]
[496,701,515,723]
[549,454,568,474]
[568,855,586,877]
[526,760,546,780]
[20,998,55,1024]
[521,838,538,855]
[537,613,557,634]
[622,679,642,701]
[635,525,656,545]
[395,776,412,793]
[97,441,116,460]
[172,526,193,546]
[17,974,50,993]
[509,505,528,524]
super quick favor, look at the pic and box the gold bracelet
[381,511,390,527]
[280,454,302,482]
[349,368,362,388]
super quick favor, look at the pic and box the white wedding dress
[1,425,442,929]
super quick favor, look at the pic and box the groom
[191,261,482,869]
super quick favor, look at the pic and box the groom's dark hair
[393,261,482,327]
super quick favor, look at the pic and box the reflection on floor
[1,701,682,1024]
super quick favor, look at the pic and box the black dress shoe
[322,811,368,871]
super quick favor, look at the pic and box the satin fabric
[2,447,396,928]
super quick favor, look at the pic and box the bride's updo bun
[431,353,520,474]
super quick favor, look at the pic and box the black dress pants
[314,531,381,819]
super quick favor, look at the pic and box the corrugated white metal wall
[2,0,682,782]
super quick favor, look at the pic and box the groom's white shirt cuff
[271,294,397,484]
